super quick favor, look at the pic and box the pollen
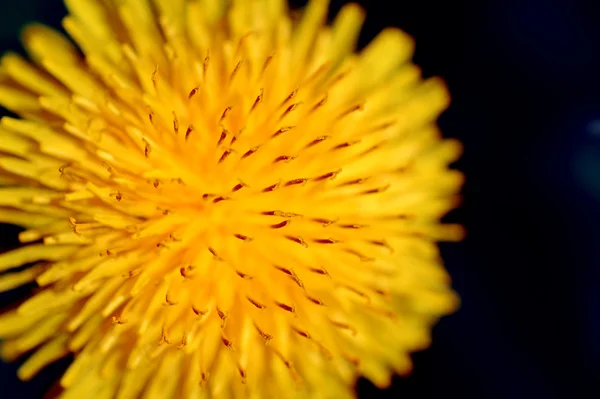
[0,0,463,398]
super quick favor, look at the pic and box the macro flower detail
[0,0,463,397]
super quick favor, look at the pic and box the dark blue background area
[1,0,598,398]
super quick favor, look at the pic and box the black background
[1,0,599,398]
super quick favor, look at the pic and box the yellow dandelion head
[0,0,463,398]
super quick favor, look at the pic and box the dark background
[1,0,599,398]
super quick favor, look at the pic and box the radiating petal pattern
[0,1,463,398]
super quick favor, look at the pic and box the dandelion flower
[0,0,464,398]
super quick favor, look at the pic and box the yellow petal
[0,244,78,273]
[0,264,45,293]
[1,53,66,96]
[328,3,365,67]
[0,85,41,113]
[21,24,80,65]
[17,335,69,381]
